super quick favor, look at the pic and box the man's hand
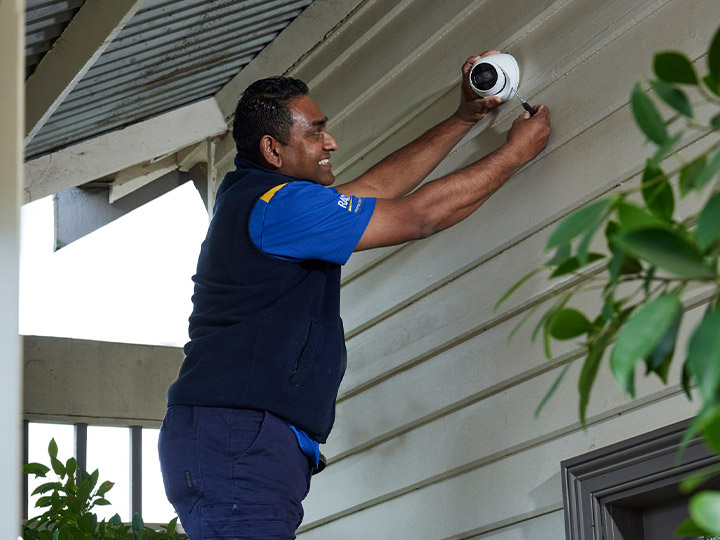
[456,52,504,124]
[504,105,552,165]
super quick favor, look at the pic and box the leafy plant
[23,438,184,540]
[498,24,720,537]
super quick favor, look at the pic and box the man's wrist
[495,142,527,171]
[452,108,482,127]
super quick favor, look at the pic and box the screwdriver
[513,88,536,117]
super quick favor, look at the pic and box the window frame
[561,418,718,539]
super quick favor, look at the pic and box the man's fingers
[462,51,501,73]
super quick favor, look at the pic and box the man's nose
[324,132,338,151]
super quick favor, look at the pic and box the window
[24,422,175,525]
[562,419,720,540]
[87,426,130,521]
[26,422,74,516]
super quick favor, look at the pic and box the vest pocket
[287,319,321,387]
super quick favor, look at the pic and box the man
[159,52,551,540]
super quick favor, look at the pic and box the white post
[0,0,24,537]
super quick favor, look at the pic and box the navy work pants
[158,406,312,540]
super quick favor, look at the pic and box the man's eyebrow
[311,117,328,127]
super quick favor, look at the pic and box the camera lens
[470,63,498,91]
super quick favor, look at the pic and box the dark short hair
[232,76,309,161]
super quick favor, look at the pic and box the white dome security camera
[468,53,521,102]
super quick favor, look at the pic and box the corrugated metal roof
[25,0,87,80]
[25,0,314,159]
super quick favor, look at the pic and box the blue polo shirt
[248,180,376,465]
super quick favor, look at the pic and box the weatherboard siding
[296,0,715,538]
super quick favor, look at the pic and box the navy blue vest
[167,157,347,442]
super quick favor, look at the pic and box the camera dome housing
[468,53,520,102]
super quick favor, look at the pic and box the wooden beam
[25,0,146,144]
[54,169,191,250]
[109,155,178,203]
[24,97,226,204]
[23,336,183,426]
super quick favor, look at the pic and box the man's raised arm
[338,52,503,200]
[355,103,551,251]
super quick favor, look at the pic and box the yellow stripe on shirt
[260,183,288,203]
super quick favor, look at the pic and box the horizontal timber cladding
[337,0,711,285]
[292,0,717,538]
[338,0,716,338]
[300,392,698,539]
[303,296,709,527]
[337,107,716,403]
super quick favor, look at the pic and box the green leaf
[89,469,99,490]
[50,456,66,478]
[679,155,708,195]
[690,491,720,535]
[546,243,571,266]
[166,517,177,536]
[711,112,720,130]
[546,199,614,250]
[550,253,605,277]
[97,480,114,497]
[653,52,698,84]
[507,304,542,344]
[548,308,593,340]
[78,515,94,535]
[109,514,122,527]
[631,83,667,145]
[617,201,666,232]
[93,498,111,506]
[35,496,53,508]
[695,148,720,191]
[682,359,693,400]
[31,481,61,496]
[23,462,51,477]
[77,479,90,506]
[709,25,720,86]
[680,463,720,493]
[651,130,684,164]
[533,294,570,344]
[494,268,545,311]
[698,191,720,251]
[687,309,720,401]
[641,160,674,221]
[702,406,720,455]
[645,310,681,384]
[132,513,144,537]
[609,293,681,396]
[535,364,571,418]
[65,458,76,478]
[576,219,604,265]
[579,333,611,425]
[48,439,58,459]
[650,79,693,116]
[614,228,716,279]
[675,517,713,537]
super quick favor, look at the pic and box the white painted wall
[275,0,715,538]
[1,0,24,537]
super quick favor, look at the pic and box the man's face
[277,95,338,186]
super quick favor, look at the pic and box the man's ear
[259,135,283,169]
